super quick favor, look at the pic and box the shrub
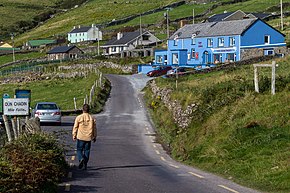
[0,133,68,193]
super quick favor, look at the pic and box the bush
[0,133,68,193]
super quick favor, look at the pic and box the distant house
[47,45,83,60]
[154,18,286,68]
[68,24,102,43]
[207,10,271,22]
[101,30,160,57]
[25,39,57,49]
[0,42,12,48]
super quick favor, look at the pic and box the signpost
[3,98,29,116]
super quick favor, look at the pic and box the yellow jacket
[72,113,96,141]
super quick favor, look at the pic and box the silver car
[32,102,61,125]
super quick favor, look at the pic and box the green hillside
[0,0,87,39]
[6,0,290,46]
[144,57,290,193]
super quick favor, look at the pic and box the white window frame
[218,38,224,47]
[229,37,235,47]
[265,35,270,44]
[207,38,213,48]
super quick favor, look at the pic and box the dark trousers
[77,139,91,165]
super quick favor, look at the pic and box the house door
[202,51,211,64]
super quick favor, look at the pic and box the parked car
[147,66,172,77]
[31,102,61,125]
[166,67,186,77]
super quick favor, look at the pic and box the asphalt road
[44,74,261,193]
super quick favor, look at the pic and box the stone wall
[241,47,288,61]
[148,80,198,129]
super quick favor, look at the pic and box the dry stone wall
[149,80,198,129]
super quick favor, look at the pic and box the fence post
[11,117,18,139]
[3,115,12,142]
[271,61,276,95]
[74,97,77,111]
[254,64,259,93]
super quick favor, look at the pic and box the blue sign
[15,89,31,100]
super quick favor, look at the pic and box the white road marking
[155,150,160,155]
[65,184,71,191]
[188,172,205,179]
[169,164,180,169]
[71,156,75,161]
[218,185,240,193]
[153,144,157,148]
[160,156,166,161]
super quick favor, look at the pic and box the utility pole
[164,9,169,39]
[167,9,169,39]
[193,9,195,24]
[10,33,15,62]
[281,0,284,30]
[140,14,142,45]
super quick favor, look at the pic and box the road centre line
[65,184,71,191]
[218,185,239,193]
[169,164,180,169]
[188,172,205,179]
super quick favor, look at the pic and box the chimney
[92,24,95,28]
[78,25,81,28]
[117,32,123,40]
[180,20,188,28]
[73,26,76,29]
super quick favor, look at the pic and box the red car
[146,66,172,77]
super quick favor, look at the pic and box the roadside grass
[0,73,102,110]
[144,57,290,193]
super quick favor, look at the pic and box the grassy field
[0,52,45,66]
[144,57,290,193]
[13,0,183,45]
[0,72,102,110]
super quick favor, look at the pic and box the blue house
[155,18,286,68]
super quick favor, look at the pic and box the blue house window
[191,34,196,45]
[229,37,235,47]
[156,56,163,63]
[265,35,270,44]
[172,53,178,64]
[218,38,224,47]
[174,35,178,46]
[191,48,195,59]
[207,38,213,48]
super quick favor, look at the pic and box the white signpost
[3,98,29,116]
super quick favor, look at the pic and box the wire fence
[0,59,71,76]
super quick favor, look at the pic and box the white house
[68,24,102,43]
[101,30,160,56]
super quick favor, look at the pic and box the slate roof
[208,11,271,22]
[47,45,77,54]
[69,26,91,33]
[170,18,258,39]
[103,31,143,46]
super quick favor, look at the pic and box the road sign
[15,89,31,99]
[3,98,29,116]
[3,93,10,98]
